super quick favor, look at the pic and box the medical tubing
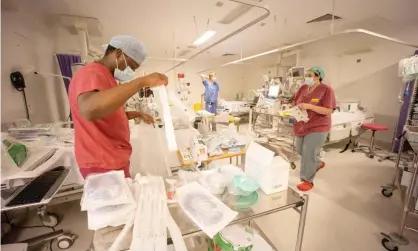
[165,0,270,73]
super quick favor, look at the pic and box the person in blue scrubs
[201,72,220,114]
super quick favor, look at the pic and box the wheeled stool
[352,124,388,158]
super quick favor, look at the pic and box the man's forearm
[79,77,148,120]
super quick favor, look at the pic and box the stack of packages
[82,172,187,251]
[81,171,136,231]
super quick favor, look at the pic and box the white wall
[1,6,247,126]
[239,25,418,147]
[300,25,418,146]
[138,58,246,106]
[1,6,68,126]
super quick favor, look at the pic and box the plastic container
[228,175,258,196]
[224,192,259,210]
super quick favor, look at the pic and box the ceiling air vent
[307,14,342,23]
[222,53,236,57]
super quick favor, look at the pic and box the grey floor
[5,148,418,251]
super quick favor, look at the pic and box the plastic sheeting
[130,125,199,177]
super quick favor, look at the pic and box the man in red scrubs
[69,35,168,178]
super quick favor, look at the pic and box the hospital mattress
[223,101,251,113]
[329,111,374,142]
[332,110,373,126]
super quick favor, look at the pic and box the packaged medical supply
[176,182,238,238]
[291,107,309,122]
[220,164,245,183]
[166,179,177,201]
[199,170,228,195]
[130,176,168,251]
[2,139,27,167]
[87,203,136,231]
[190,137,208,164]
[81,171,135,211]
[245,142,289,194]
[86,178,136,230]
[208,225,254,251]
[398,55,418,81]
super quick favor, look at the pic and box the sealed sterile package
[291,107,309,122]
[176,182,238,238]
[86,178,137,230]
[81,171,135,211]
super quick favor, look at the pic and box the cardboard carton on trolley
[245,142,290,195]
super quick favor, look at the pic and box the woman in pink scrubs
[292,67,336,191]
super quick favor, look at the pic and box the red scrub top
[292,84,336,136]
[69,62,131,178]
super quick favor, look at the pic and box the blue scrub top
[202,80,219,103]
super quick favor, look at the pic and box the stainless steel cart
[93,188,309,251]
[249,109,298,169]
[381,126,418,251]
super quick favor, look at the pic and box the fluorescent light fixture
[220,29,418,67]
[193,30,216,46]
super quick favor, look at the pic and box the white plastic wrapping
[176,182,238,238]
[81,171,135,211]
[153,86,178,151]
[399,55,418,81]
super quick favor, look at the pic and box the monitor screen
[268,85,280,98]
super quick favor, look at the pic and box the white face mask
[305,77,315,86]
[114,54,135,82]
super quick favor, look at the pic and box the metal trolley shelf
[381,125,418,251]
[249,109,298,169]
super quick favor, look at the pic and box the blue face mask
[305,77,315,86]
[114,54,135,82]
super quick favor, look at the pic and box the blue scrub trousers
[205,101,217,114]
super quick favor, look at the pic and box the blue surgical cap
[108,35,147,65]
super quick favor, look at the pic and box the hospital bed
[220,100,253,123]
[327,109,374,144]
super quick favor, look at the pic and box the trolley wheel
[290,162,296,169]
[381,238,399,251]
[41,213,59,227]
[351,149,356,153]
[368,154,375,159]
[57,237,74,250]
[381,189,393,197]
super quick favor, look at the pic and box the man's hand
[140,73,168,88]
[139,113,155,124]
[126,111,155,124]
[298,103,312,110]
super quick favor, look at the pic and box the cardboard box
[245,142,289,195]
